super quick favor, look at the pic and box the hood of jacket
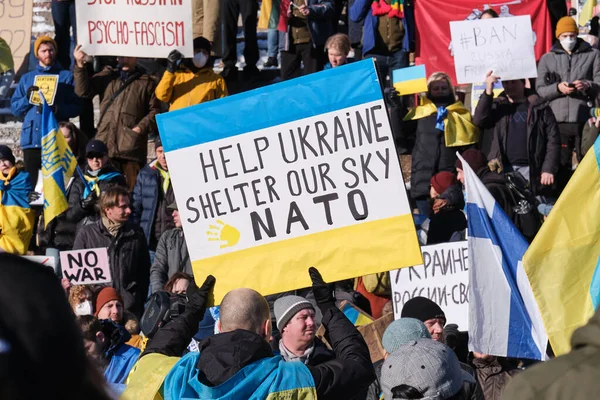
[571,307,600,350]
[197,329,274,387]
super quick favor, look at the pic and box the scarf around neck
[278,340,315,364]
[101,214,123,237]
[404,98,480,147]
[371,0,403,19]
[153,160,171,194]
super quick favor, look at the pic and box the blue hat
[382,318,432,354]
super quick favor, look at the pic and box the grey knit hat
[381,339,475,400]
[274,295,315,331]
[382,318,432,354]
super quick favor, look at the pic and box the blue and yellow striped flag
[393,65,427,96]
[523,135,600,356]
[40,95,77,228]
[579,0,597,27]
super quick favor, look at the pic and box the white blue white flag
[459,152,548,360]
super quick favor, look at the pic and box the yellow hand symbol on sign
[207,220,240,249]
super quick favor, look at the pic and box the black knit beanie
[401,296,446,324]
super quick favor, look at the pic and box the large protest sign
[76,0,194,58]
[60,248,111,285]
[415,0,551,85]
[391,241,469,329]
[0,0,33,75]
[450,16,537,84]
[158,59,423,303]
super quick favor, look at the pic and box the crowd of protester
[1,0,600,398]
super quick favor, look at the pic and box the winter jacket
[474,92,561,196]
[131,163,174,247]
[0,168,35,254]
[136,302,376,400]
[472,357,519,400]
[150,228,192,293]
[72,220,150,317]
[349,0,414,56]
[11,63,80,149]
[536,39,600,124]
[278,0,335,51]
[38,176,78,251]
[403,114,469,200]
[427,184,467,245]
[74,65,161,163]
[155,67,227,111]
[65,165,127,228]
[101,319,141,390]
[501,307,600,399]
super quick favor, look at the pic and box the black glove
[28,191,40,203]
[27,85,39,99]
[309,267,335,313]
[80,191,98,210]
[167,49,183,73]
[186,275,216,315]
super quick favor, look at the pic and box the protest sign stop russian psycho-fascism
[76,0,193,57]
[158,60,423,302]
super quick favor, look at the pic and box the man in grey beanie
[274,295,333,364]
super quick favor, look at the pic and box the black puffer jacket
[475,167,516,221]
[402,114,471,200]
[474,92,560,196]
[38,177,79,251]
[73,220,150,317]
[66,165,127,228]
[144,301,376,399]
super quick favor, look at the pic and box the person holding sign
[127,268,376,399]
[73,45,161,189]
[10,36,81,189]
[537,16,600,192]
[474,70,560,201]
[73,186,150,317]
[0,145,36,255]
[399,72,479,216]
[155,37,227,111]
[66,140,127,229]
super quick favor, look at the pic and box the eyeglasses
[86,153,104,160]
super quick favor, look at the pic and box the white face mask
[193,52,208,68]
[75,300,93,316]
[560,37,577,52]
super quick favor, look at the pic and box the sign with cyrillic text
[450,15,537,84]
[60,247,112,285]
[391,241,469,329]
[75,0,194,58]
[158,60,422,303]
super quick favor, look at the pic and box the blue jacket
[132,163,160,244]
[10,63,80,149]
[278,0,335,51]
[105,343,141,386]
[349,0,415,56]
[163,352,316,400]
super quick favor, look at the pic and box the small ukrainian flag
[393,65,428,96]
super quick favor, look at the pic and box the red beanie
[456,148,488,172]
[430,171,457,195]
[94,287,122,316]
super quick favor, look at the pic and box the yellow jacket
[155,68,228,111]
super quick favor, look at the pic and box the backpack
[504,172,543,242]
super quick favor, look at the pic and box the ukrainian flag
[579,0,597,26]
[40,95,77,228]
[523,135,600,356]
[393,65,427,96]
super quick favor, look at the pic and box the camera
[140,291,188,339]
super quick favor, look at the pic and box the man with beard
[73,45,161,189]
[10,36,80,188]
[398,72,479,217]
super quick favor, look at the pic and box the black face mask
[428,94,455,106]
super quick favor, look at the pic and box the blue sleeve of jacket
[309,0,335,19]
[131,171,144,226]
[10,75,33,119]
[57,71,81,119]
[349,0,371,23]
